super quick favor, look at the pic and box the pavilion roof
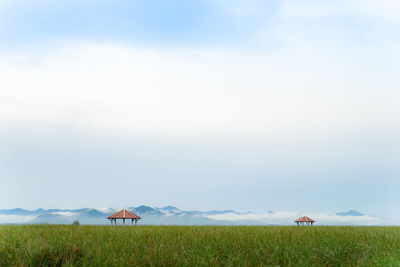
[295,216,315,222]
[107,209,141,219]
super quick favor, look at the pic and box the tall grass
[1,225,400,266]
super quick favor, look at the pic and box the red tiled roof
[295,216,315,222]
[107,209,141,219]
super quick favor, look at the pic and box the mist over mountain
[336,210,364,217]
[0,206,381,226]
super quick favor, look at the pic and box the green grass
[1,225,400,266]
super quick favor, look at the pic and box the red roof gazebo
[107,209,141,226]
[295,216,315,226]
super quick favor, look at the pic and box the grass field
[1,225,400,266]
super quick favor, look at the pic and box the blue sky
[0,0,280,48]
[0,0,399,223]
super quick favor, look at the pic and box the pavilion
[295,216,315,226]
[107,209,141,226]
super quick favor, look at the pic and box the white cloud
[207,211,381,225]
[0,214,37,224]
[254,0,400,48]
[50,211,78,216]
[95,208,114,213]
[0,42,397,138]
[279,0,400,21]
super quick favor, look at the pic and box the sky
[0,0,399,223]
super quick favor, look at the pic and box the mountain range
[0,206,380,225]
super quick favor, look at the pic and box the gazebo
[107,209,141,226]
[295,216,315,226]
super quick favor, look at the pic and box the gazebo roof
[107,209,141,219]
[295,216,315,223]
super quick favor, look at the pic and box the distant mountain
[0,206,240,225]
[132,206,163,216]
[160,206,180,212]
[0,207,379,226]
[31,214,75,224]
[203,210,237,216]
[336,210,364,217]
[0,208,37,216]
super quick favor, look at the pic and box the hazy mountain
[202,210,238,216]
[0,206,239,225]
[31,214,75,224]
[132,206,163,216]
[336,210,364,217]
[0,207,379,226]
[0,208,37,216]
[159,206,180,212]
